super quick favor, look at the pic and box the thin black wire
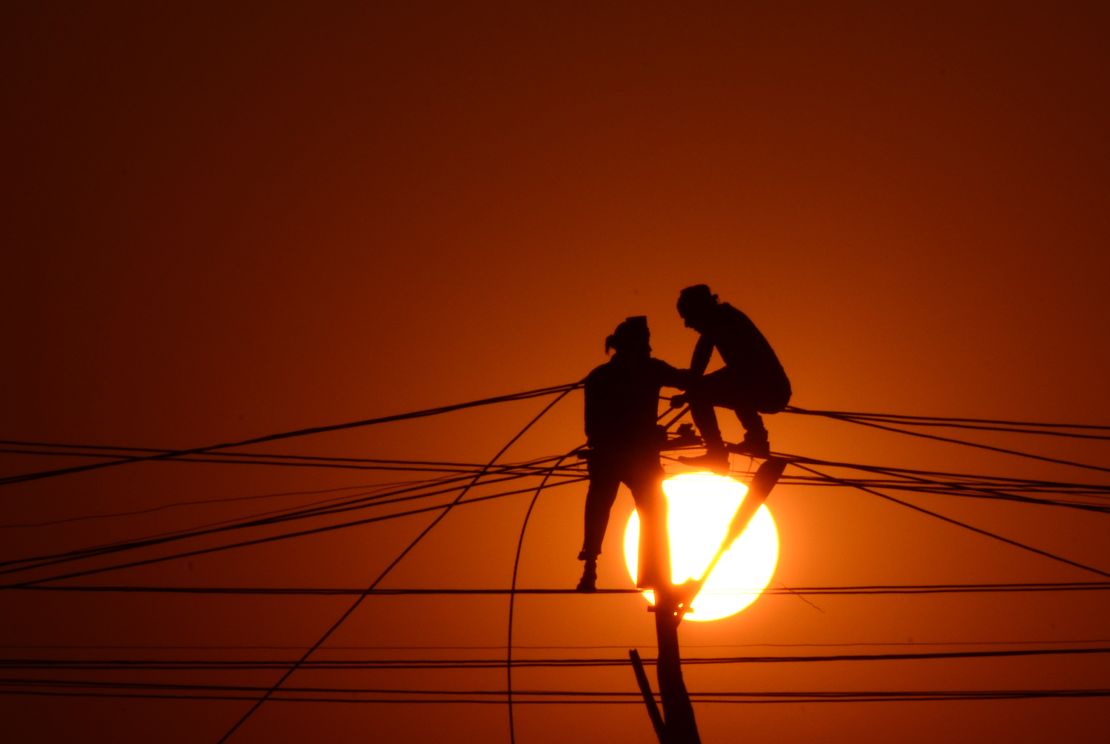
[828,458,1110,514]
[822,417,1110,441]
[778,454,1110,514]
[4,395,1105,732]
[0,469,499,575]
[0,463,579,580]
[5,645,1108,673]
[5,402,1102,477]
[9,636,1108,654]
[3,475,586,590]
[790,407,1110,474]
[10,580,1107,598]
[505,446,583,744]
[504,406,691,742]
[7,672,1110,696]
[21,448,1102,572]
[779,476,1110,512]
[0,480,417,530]
[0,475,468,572]
[0,382,580,488]
[0,443,584,489]
[7,456,1103,581]
[781,454,1110,492]
[773,454,1110,505]
[791,461,1110,579]
[784,406,1110,431]
[0,438,567,472]
[214,385,576,743]
[1,687,1107,706]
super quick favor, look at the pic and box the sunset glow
[622,472,779,622]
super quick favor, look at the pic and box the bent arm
[654,359,694,390]
[689,335,713,375]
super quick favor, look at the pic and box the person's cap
[677,284,716,311]
[605,315,649,353]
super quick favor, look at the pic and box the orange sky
[2,4,1108,743]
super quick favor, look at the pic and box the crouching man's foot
[728,437,770,458]
[576,559,598,592]
[677,446,730,474]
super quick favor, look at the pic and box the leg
[578,457,620,591]
[730,380,790,456]
[735,406,768,448]
[686,376,725,451]
[625,458,671,591]
[580,458,621,560]
[698,367,778,454]
[681,369,735,470]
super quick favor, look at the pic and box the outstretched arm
[689,335,713,375]
[654,359,694,391]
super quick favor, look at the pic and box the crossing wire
[9,580,1109,598]
[782,407,1110,432]
[787,407,1110,474]
[4,391,1108,729]
[0,459,580,577]
[0,382,580,488]
[4,645,1109,673]
[214,384,577,743]
[790,461,1110,579]
[1,687,1108,706]
[505,446,584,744]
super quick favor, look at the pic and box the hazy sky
[3,4,1108,743]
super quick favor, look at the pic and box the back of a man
[677,284,791,467]
[701,301,790,402]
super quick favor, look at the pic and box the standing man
[576,316,688,592]
[676,284,791,469]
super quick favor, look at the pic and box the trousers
[687,366,791,445]
[578,448,671,590]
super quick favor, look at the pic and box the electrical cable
[9,579,1107,598]
[3,476,586,590]
[505,446,583,744]
[213,385,576,743]
[5,645,1109,674]
[0,461,579,578]
[0,382,580,488]
[784,407,1110,431]
[789,407,1110,474]
[778,454,1110,514]
[790,461,1110,579]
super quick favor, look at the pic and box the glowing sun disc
[622,472,779,622]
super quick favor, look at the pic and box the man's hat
[605,315,649,353]
[677,284,717,312]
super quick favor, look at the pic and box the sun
[622,472,779,622]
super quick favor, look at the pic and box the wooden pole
[633,457,788,741]
[652,594,702,744]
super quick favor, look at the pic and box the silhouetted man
[576,316,688,592]
[676,284,791,469]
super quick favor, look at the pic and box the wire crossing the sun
[1,381,1107,737]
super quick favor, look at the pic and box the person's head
[605,315,651,357]
[677,284,718,330]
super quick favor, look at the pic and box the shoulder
[585,360,614,385]
[720,302,750,320]
[719,303,756,328]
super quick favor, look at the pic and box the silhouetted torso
[700,303,790,394]
[584,355,685,452]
